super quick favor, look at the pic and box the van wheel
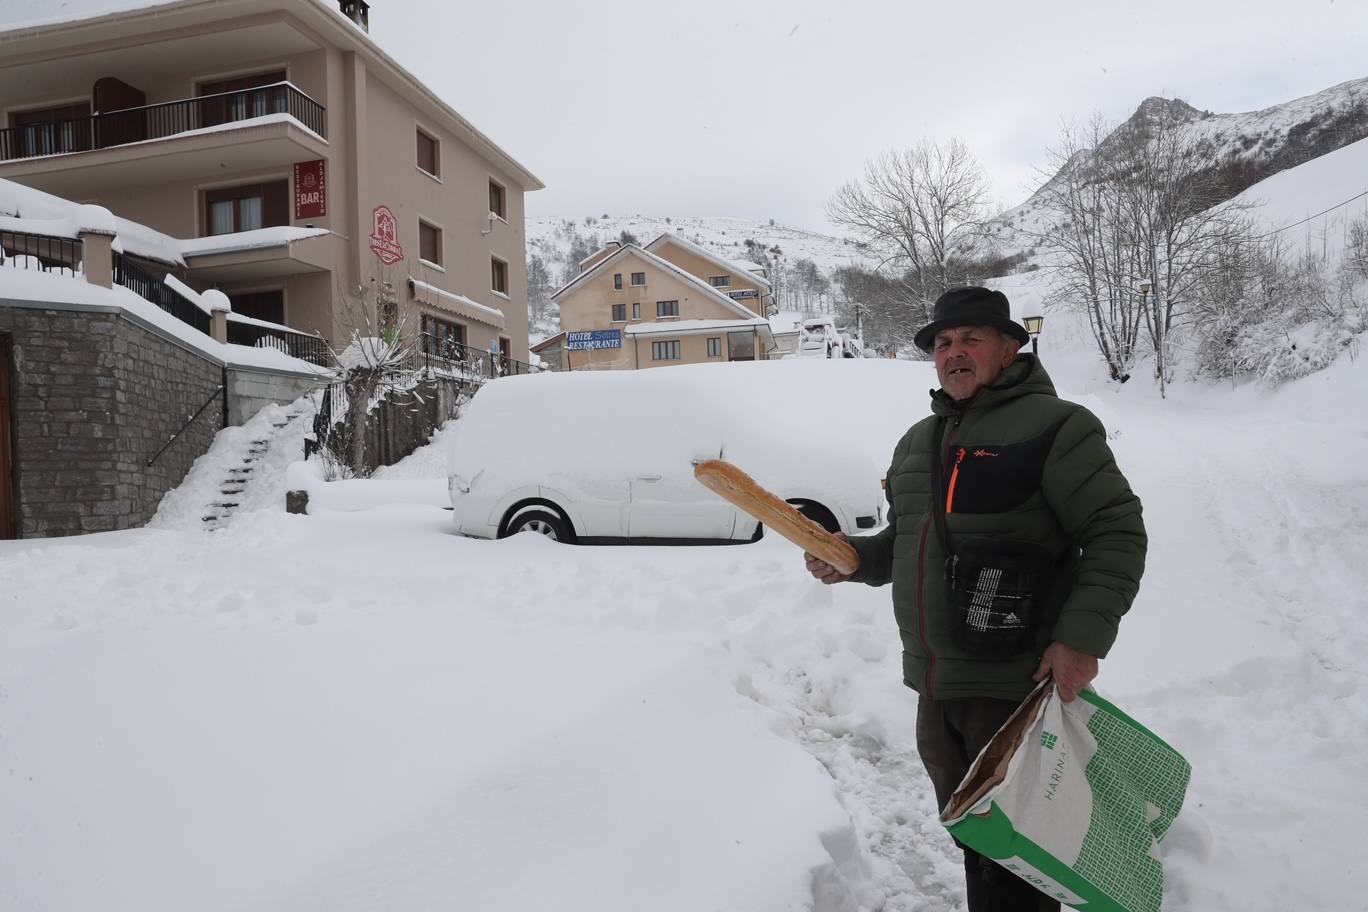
[793,501,840,534]
[504,509,570,542]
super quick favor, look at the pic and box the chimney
[339,0,369,32]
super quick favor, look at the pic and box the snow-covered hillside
[529,215,876,283]
[980,76,1368,261]
[1226,134,1368,263]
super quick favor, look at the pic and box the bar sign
[294,159,327,219]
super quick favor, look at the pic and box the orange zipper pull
[946,448,966,514]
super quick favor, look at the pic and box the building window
[230,290,285,324]
[709,275,731,288]
[422,314,467,359]
[614,273,623,290]
[491,257,508,295]
[656,300,679,318]
[652,340,681,361]
[632,302,640,320]
[611,303,627,322]
[417,128,440,177]
[205,180,287,235]
[631,272,646,286]
[707,336,722,358]
[13,102,92,156]
[488,179,505,219]
[198,70,287,127]
[419,220,442,265]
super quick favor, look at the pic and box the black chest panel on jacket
[942,418,1067,515]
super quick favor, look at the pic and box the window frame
[418,217,444,268]
[630,271,646,287]
[632,302,641,320]
[656,299,679,318]
[611,302,627,322]
[491,255,509,297]
[416,127,440,179]
[651,340,681,361]
[613,273,623,290]
[488,177,506,220]
[708,275,732,288]
[707,336,722,358]
[203,179,288,236]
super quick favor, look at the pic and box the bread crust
[694,459,861,576]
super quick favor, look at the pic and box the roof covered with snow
[646,232,772,289]
[550,244,762,321]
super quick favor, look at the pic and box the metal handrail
[112,254,211,336]
[147,383,224,467]
[0,83,326,161]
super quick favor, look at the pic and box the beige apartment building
[0,0,541,364]
[540,232,776,371]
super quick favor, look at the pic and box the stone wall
[0,302,223,536]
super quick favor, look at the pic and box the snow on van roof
[446,359,934,516]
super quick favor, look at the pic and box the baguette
[693,459,860,576]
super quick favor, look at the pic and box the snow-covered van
[446,366,883,543]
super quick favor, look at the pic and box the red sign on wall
[293,159,327,219]
[369,205,404,265]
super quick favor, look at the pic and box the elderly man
[805,286,1146,911]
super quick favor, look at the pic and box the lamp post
[1023,314,1044,353]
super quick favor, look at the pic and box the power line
[1253,188,1368,239]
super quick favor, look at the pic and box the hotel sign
[293,159,326,219]
[728,288,759,300]
[565,329,622,351]
[368,205,404,265]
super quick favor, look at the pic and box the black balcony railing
[0,83,326,162]
[227,317,331,367]
[419,333,535,381]
[0,229,82,277]
[112,253,211,336]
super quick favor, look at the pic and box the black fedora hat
[914,286,1029,352]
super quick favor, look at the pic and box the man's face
[933,325,1020,401]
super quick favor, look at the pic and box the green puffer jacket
[848,355,1146,702]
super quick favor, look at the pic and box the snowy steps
[200,408,307,530]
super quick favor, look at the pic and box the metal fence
[227,318,331,366]
[0,83,326,161]
[418,333,535,381]
[111,253,211,335]
[0,229,82,277]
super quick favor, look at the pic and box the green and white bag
[941,681,1191,911]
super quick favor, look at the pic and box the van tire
[503,509,571,542]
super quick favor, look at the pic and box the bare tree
[321,268,421,477]
[1034,111,1253,390]
[828,137,992,321]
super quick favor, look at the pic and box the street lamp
[1023,314,1044,353]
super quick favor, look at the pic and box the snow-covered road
[4,354,1367,910]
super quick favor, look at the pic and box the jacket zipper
[946,447,967,514]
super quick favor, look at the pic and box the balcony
[0,84,327,199]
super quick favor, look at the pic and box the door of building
[0,336,14,539]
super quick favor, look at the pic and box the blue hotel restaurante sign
[565,329,623,351]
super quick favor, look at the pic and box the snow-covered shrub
[1192,230,1367,386]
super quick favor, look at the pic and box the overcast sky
[370,0,1366,232]
[5,0,1367,232]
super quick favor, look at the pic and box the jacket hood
[929,354,1057,416]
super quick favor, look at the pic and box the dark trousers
[917,696,1062,912]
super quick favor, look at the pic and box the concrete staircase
[201,407,307,530]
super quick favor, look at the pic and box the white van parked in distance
[446,366,883,544]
